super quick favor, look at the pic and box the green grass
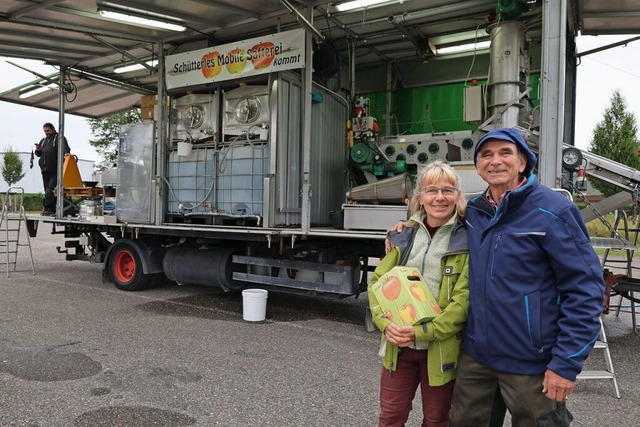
[586,212,638,240]
[2,193,43,213]
[586,217,613,238]
[586,211,640,256]
[23,193,44,212]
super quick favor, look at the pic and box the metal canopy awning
[0,0,639,119]
[577,0,640,35]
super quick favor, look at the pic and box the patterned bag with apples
[371,266,441,326]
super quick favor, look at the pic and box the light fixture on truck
[98,7,186,32]
[335,0,399,12]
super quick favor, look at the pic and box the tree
[88,109,142,170]
[588,90,640,197]
[1,146,26,187]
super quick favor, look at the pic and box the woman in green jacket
[368,160,469,427]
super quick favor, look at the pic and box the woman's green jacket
[368,218,470,386]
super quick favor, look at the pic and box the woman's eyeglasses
[422,186,457,197]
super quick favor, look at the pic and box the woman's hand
[384,323,416,347]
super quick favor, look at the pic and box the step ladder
[0,187,35,277]
[601,208,639,278]
[577,317,620,398]
[599,208,640,333]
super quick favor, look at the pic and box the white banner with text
[165,29,306,90]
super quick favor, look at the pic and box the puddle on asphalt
[0,340,101,381]
[95,365,203,397]
[135,294,240,321]
[74,406,196,426]
[90,387,111,396]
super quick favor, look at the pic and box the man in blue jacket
[449,128,604,426]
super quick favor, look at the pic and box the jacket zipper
[490,234,502,278]
[420,226,434,273]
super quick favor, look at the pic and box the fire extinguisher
[576,165,588,191]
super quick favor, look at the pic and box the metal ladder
[576,317,620,398]
[599,209,640,332]
[0,187,35,277]
[601,209,639,277]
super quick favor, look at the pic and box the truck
[3,1,639,297]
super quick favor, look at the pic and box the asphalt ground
[1,227,639,426]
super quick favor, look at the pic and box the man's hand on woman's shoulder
[384,221,407,253]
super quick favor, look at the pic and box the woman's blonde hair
[408,159,467,221]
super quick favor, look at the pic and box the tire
[562,147,582,171]
[107,241,154,291]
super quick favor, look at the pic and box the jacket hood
[474,127,537,177]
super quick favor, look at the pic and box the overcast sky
[0,59,97,161]
[0,34,639,163]
[574,35,640,150]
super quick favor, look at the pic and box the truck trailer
[2,1,639,298]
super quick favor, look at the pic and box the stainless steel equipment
[172,93,219,143]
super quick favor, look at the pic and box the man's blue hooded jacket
[464,172,605,381]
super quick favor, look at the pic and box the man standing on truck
[34,122,70,216]
[447,127,605,425]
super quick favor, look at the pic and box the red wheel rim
[113,249,136,284]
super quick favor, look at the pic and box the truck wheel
[562,147,582,171]
[108,242,153,291]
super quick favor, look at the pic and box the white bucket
[242,289,268,322]
[177,142,193,157]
